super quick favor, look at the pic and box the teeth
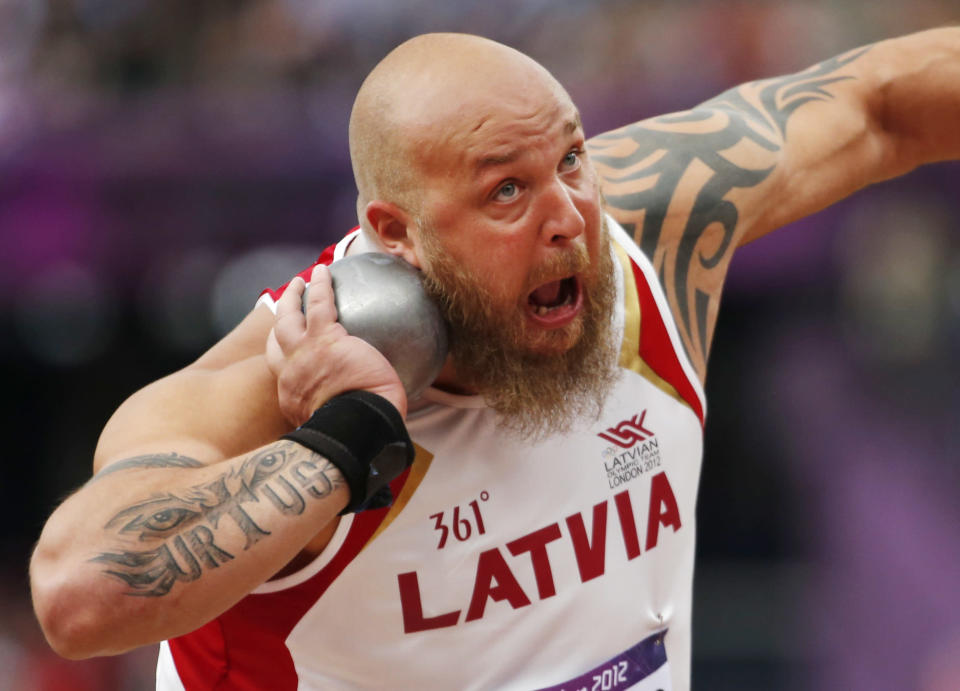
[532,295,574,317]
[531,280,578,317]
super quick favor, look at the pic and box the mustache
[524,244,591,293]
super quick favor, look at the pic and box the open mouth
[526,275,583,327]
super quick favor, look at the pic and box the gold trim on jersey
[361,243,690,548]
[365,443,435,547]
[614,243,687,409]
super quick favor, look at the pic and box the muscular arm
[588,27,960,380]
[32,441,348,658]
[29,306,324,657]
[31,267,406,658]
[93,309,290,473]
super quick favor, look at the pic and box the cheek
[491,246,541,306]
[575,189,604,254]
[425,201,539,305]
[575,160,603,208]
[575,178,603,221]
[450,236,534,304]
[475,258,527,307]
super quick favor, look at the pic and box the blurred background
[1,1,958,689]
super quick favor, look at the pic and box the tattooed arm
[588,27,960,380]
[31,267,406,658]
[31,442,349,658]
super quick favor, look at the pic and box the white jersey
[157,217,706,691]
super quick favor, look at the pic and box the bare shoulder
[586,46,872,379]
[587,27,960,380]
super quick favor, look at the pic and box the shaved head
[348,33,576,232]
[347,34,615,435]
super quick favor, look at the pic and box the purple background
[1,2,958,689]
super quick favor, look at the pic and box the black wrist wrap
[282,391,414,514]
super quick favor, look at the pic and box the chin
[521,319,584,357]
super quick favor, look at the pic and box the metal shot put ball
[301,253,448,399]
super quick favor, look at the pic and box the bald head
[348,33,575,233]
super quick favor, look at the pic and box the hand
[266,264,407,427]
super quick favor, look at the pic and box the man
[30,29,960,690]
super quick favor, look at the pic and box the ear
[364,200,422,269]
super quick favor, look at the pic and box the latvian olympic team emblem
[598,411,662,488]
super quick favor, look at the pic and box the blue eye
[494,182,519,201]
[561,150,581,170]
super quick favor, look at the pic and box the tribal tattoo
[590,48,869,376]
[90,442,344,597]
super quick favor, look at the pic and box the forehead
[465,104,582,173]
[411,74,582,177]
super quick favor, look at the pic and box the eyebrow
[474,113,584,175]
[476,150,521,171]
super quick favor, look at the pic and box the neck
[430,357,477,396]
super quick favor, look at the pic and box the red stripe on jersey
[257,229,356,303]
[168,468,412,690]
[629,259,705,427]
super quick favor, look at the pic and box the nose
[539,179,585,246]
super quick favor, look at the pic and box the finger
[304,264,339,331]
[274,277,307,351]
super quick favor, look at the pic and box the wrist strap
[282,391,414,513]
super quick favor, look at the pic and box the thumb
[265,327,283,377]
